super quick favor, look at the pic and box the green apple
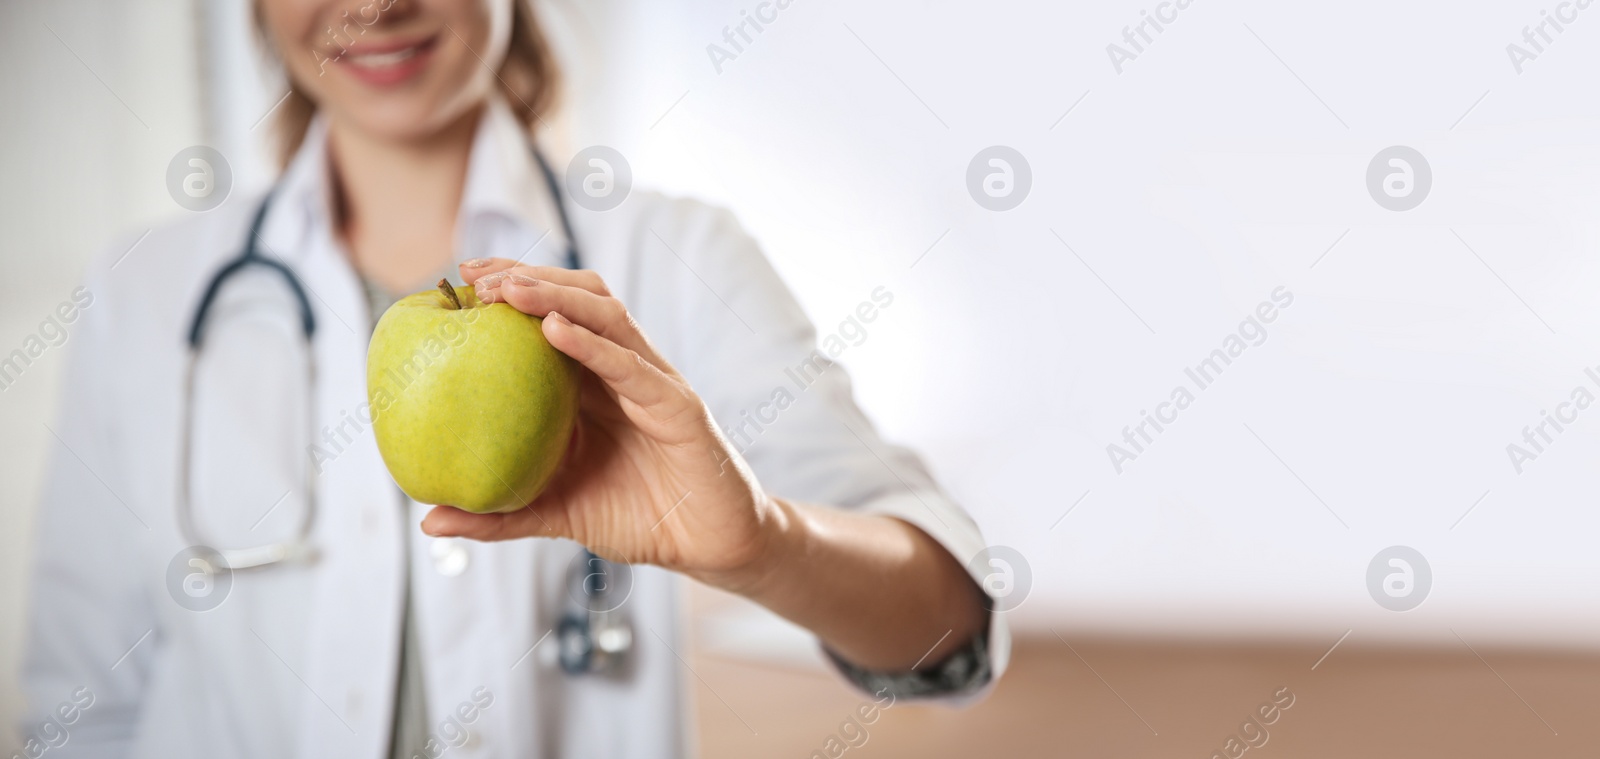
[367,280,579,513]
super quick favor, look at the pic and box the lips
[333,35,439,86]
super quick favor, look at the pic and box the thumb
[420,498,573,542]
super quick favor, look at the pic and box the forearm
[697,497,988,672]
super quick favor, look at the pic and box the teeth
[346,45,420,67]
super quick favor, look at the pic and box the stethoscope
[178,145,631,676]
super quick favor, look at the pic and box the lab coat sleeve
[20,250,156,755]
[649,200,1010,706]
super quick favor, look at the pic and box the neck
[325,106,483,292]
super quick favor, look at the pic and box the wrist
[692,496,806,599]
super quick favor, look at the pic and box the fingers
[459,258,610,295]
[543,311,702,433]
[463,259,701,432]
[478,273,668,368]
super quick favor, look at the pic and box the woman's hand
[419,258,785,589]
[423,259,990,672]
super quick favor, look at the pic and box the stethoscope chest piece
[557,549,634,676]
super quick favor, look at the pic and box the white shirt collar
[456,97,570,266]
[266,97,567,267]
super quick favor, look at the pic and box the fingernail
[478,271,509,288]
[509,274,539,287]
[462,258,492,268]
[548,310,570,325]
[420,520,440,536]
[474,285,497,304]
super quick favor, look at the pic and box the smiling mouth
[336,35,439,70]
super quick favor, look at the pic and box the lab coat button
[431,537,469,576]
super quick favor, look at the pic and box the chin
[331,90,483,144]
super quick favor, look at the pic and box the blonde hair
[258,1,560,168]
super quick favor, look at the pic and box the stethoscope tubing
[178,147,576,565]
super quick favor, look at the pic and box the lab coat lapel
[292,237,407,758]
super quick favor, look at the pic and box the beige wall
[692,633,1600,758]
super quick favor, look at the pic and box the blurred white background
[6,0,1600,745]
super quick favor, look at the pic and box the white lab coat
[22,99,1008,759]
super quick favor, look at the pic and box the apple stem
[437,278,463,310]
